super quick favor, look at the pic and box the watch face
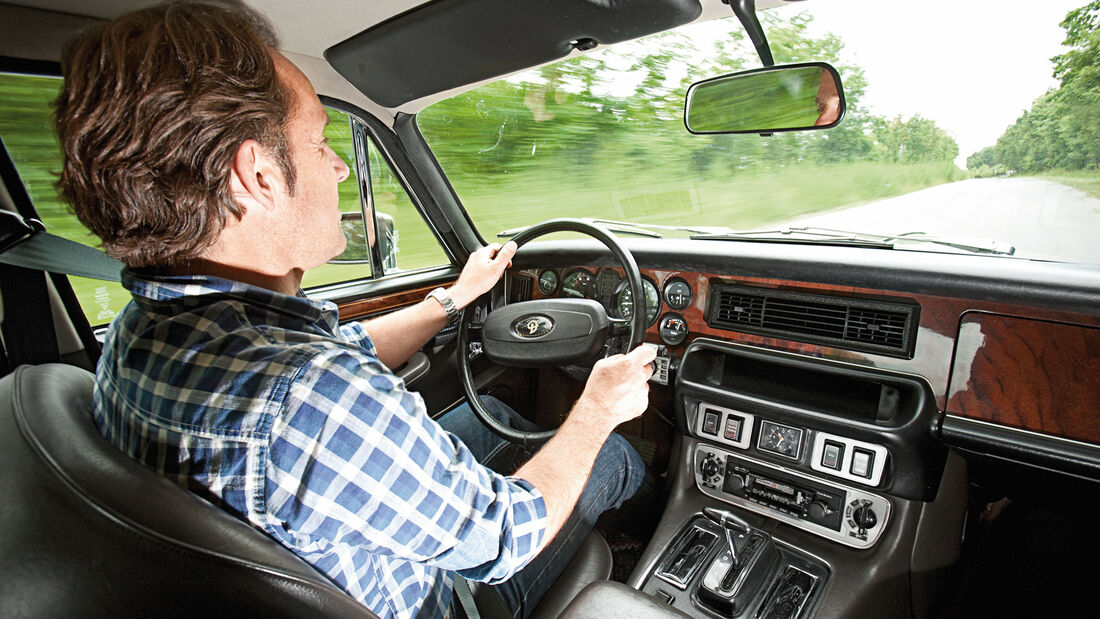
[758,421,803,459]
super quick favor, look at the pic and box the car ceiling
[1,0,792,112]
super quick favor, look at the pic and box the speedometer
[615,278,660,326]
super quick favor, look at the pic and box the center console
[639,512,829,619]
[629,338,953,618]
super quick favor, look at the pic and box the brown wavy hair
[54,1,296,268]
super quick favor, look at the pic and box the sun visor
[325,0,702,108]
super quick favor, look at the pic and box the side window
[300,107,372,289]
[364,137,450,272]
[0,72,130,325]
[0,71,450,326]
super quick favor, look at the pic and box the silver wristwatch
[426,287,460,324]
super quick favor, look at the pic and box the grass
[455,161,968,239]
[1036,170,1100,200]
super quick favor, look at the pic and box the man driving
[53,2,655,617]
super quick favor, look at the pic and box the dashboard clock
[758,420,804,460]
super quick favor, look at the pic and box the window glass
[0,72,130,325]
[366,138,449,272]
[300,107,372,289]
[0,72,376,322]
[418,3,1100,266]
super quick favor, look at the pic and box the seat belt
[0,135,122,283]
[0,137,121,372]
[452,576,482,619]
[0,210,122,282]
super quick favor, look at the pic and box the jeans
[437,396,645,618]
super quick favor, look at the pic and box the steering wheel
[456,219,647,446]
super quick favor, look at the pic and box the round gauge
[759,421,803,459]
[614,278,660,325]
[537,269,559,295]
[663,278,693,311]
[658,312,688,346]
[561,269,594,299]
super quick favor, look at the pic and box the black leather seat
[0,363,612,617]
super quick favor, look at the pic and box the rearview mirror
[685,62,845,134]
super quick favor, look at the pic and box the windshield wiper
[690,227,894,249]
[882,231,1016,256]
[690,226,1016,255]
[497,218,736,239]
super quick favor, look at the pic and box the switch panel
[810,431,888,486]
[695,403,755,451]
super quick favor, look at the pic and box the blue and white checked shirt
[94,270,547,618]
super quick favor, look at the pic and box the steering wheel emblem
[512,315,554,339]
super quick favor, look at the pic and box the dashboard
[510,244,1100,516]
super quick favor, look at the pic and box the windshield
[417,0,1100,266]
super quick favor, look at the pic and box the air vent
[510,275,533,303]
[707,283,919,358]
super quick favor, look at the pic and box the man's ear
[229,139,284,211]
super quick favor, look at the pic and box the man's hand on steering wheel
[448,241,518,309]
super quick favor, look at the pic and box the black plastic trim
[940,415,1100,482]
[676,338,946,501]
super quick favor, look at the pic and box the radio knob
[726,473,746,491]
[807,501,829,521]
[853,505,878,529]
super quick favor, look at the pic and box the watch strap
[427,287,459,324]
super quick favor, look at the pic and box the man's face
[271,52,350,270]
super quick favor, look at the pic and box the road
[777,177,1100,265]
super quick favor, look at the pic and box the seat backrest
[0,363,376,618]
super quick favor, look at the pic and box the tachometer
[561,269,594,298]
[615,278,660,326]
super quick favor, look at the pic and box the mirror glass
[331,212,370,263]
[685,62,844,134]
[330,211,399,270]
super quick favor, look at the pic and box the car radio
[695,444,891,549]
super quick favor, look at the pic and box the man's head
[55,1,297,269]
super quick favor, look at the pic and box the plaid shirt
[94,270,547,618]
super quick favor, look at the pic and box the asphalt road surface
[778,177,1100,265]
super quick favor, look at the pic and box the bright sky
[792,0,1086,167]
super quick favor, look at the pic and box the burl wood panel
[947,313,1100,445]
[336,282,453,321]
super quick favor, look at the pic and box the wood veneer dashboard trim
[946,312,1100,446]
[336,283,448,321]
[517,267,1100,418]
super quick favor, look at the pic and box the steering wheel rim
[456,218,646,446]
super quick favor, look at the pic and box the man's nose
[334,153,350,183]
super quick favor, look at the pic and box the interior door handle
[396,351,430,386]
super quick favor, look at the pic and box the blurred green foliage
[971,1,1100,173]
[418,12,962,237]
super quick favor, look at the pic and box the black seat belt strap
[452,576,481,619]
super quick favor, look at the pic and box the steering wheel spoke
[608,316,633,337]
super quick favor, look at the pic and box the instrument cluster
[534,267,694,347]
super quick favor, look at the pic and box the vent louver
[510,276,533,303]
[708,283,918,358]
